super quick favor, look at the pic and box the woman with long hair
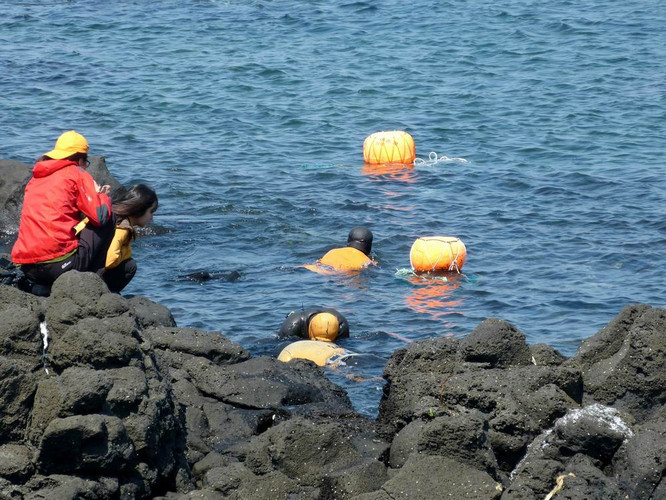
[104,184,158,293]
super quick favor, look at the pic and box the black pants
[103,258,137,293]
[21,221,114,288]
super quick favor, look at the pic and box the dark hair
[39,152,87,162]
[68,152,88,163]
[112,184,158,220]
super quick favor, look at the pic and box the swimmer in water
[279,307,349,342]
[304,227,376,273]
[278,307,349,365]
[277,307,384,382]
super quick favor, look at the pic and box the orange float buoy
[410,236,467,273]
[363,130,415,165]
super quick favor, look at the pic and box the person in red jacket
[11,130,113,294]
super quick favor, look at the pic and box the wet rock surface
[375,308,666,499]
[1,273,664,499]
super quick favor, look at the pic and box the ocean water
[2,0,665,417]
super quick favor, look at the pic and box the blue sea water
[1,0,665,416]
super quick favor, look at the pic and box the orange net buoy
[410,236,467,273]
[363,130,415,165]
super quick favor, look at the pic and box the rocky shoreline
[2,275,666,499]
[2,158,666,498]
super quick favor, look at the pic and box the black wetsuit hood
[347,226,373,256]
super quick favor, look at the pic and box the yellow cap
[308,312,340,342]
[45,131,89,159]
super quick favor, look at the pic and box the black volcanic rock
[568,304,666,421]
[0,159,31,235]
[1,240,666,498]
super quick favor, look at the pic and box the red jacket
[11,159,112,264]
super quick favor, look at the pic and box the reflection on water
[404,272,465,323]
[361,162,417,184]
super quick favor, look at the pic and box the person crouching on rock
[279,307,350,342]
[103,184,158,293]
[11,131,113,296]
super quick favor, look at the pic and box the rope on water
[544,473,576,500]
[413,151,468,166]
[394,268,453,281]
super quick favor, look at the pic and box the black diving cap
[347,226,373,255]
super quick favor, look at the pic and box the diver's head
[308,312,340,342]
[347,226,373,256]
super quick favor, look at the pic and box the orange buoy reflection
[361,162,417,183]
[405,272,464,321]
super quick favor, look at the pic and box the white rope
[446,239,462,273]
[40,321,50,375]
[413,151,468,166]
[425,237,462,273]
